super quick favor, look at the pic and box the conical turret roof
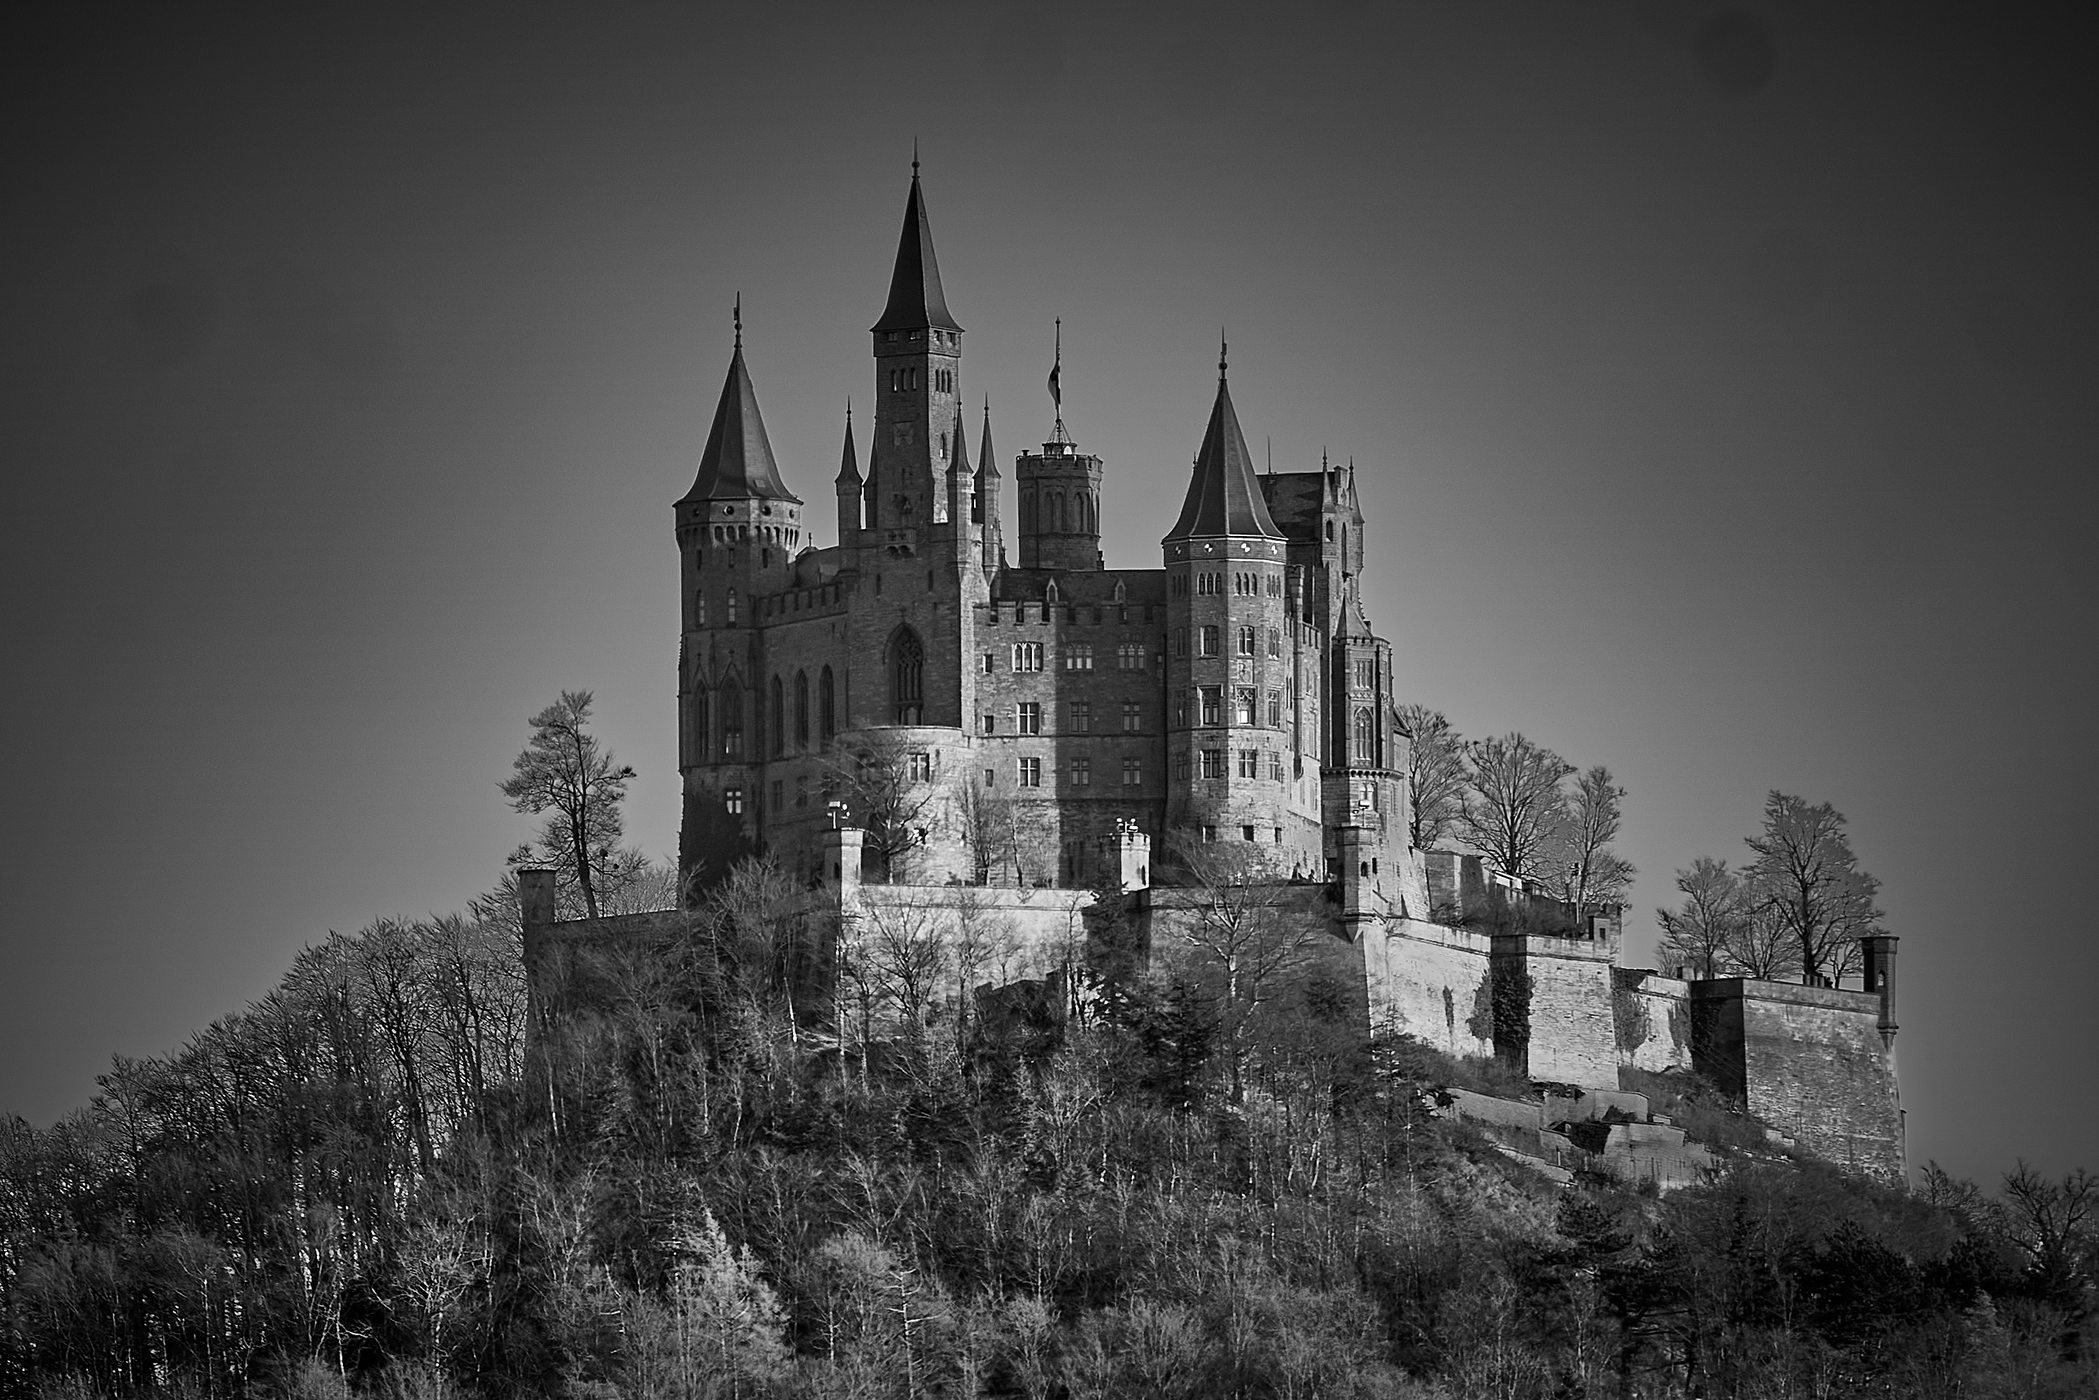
[835,406,861,486]
[976,399,999,481]
[949,411,971,474]
[678,340,800,506]
[871,169,963,334]
[1165,366,1283,542]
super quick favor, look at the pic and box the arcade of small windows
[1117,642,1146,669]
[1012,642,1043,671]
[1064,643,1093,670]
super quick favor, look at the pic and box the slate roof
[677,344,800,505]
[871,173,963,334]
[976,400,999,481]
[835,408,861,486]
[1165,373,1284,541]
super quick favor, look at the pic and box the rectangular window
[1174,751,1191,780]
[1267,627,1280,657]
[982,653,996,673]
[1238,749,1258,778]
[908,751,932,782]
[1173,629,1190,657]
[1064,643,1094,670]
[1067,700,1092,732]
[981,713,995,734]
[1241,824,1257,842]
[983,768,995,786]
[1012,642,1044,671]
[1235,687,1256,724]
[1269,752,1285,781]
[1237,625,1256,656]
[1200,686,1221,726]
[1199,625,1220,656]
[1201,749,1225,780]
[1122,701,1142,732]
[724,786,744,814]
[1117,641,1146,669]
[1175,693,1189,726]
[1267,693,1282,727]
[1017,702,1042,735]
[771,780,784,810]
[1203,825,1218,843]
[1122,757,1142,786]
[1018,757,1041,788]
[1356,659,1376,689]
[1069,757,1091,786]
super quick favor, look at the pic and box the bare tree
[1535,765,1634,925]
[858,901,948,1040]
[1655,857,1748,979]
[1743,791,1884,986]
[955,776,1020,886]
[1460,733,1573,880]
[1166,837,1324,1105]
[1725,885,1802,981]
[499,690,637,919]
[825,731,943,883]
[2001,1161,2097,1356]
[1395,703,1468,852]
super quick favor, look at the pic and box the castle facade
[675,168,1403,894]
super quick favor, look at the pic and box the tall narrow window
[794,671,810,747]
[720,681,743,757]
[1354,708,1374,762]
[891,628,924,724]
[727,588,738,625]
[688,690,709,767]
[771,677,785,756]
[819,666,836,742]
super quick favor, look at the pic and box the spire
[948,409,971,475]
[835,401,861,485]
[1165,360,1284,542]
[976,396,999,481]
[871,161,962,333]
[677,320,800,506]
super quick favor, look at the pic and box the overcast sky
[4,2,2094,1185]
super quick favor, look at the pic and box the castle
[534,166,1905,1182]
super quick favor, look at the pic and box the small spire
[978,394,999,480]
[1219,327,1228,381]
[733,293,742,349]
[835,399,861,486]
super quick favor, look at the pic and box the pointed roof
[976,398,999,481]
[948,411,971,475]
[677,339,800,505]
[1165,361,1283,542]
[871,168,963,334]
[1336,580,1374,639]
[835,405,861,486]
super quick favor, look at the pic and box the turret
[975,398,1002,570]
[1015,433,1104,571]
[834,404,862,548]
[1861,933,1899,1044]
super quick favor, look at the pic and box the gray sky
[3,2,2094,1185]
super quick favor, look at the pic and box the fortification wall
[1361,917,1494,1059]
[1692,979,1903,1181]
[1517,936,1618,1089]
[846,882,1094,991]
[1613,969,1696,1074]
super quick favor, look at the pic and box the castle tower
[866,163,964,537]
[1015,435,1104,571]
[1162,350,1313,868]
[674,310,802,876]
[1328,580,1404,853]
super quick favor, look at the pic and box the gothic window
[719,681,743,758]
[1354,708,1374,762]
[1268,627,1280,657]
[794,671,810,746]
[1235,688,1256,724]
[819,666,836,742]
[1237,626,1256,656]
[890,628,924,724]
[687,690,709,766]
[771,677,785,756]
[1064,643,1093,670]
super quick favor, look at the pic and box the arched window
[1354,708,1374,764]
[727,588,738,625]
[794,671,810,747]
[890,628,924,724]
[720,680,744,757]
[770,676,785,756]
[819,666,836,742]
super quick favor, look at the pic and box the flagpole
[1050,317,1065,444]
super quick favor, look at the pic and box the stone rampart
[1690,978,1903,1181]
[1362,917,1494,1060]
[1612,969,1696,1074]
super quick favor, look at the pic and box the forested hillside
[1,859,2092,1399]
